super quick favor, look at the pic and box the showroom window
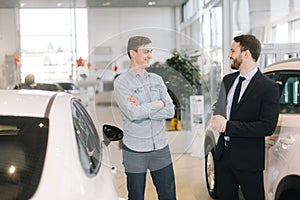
[19,8,88,82]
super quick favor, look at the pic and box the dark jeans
[123,145,176,200]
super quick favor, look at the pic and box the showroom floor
[114,154,212,200]
[94,99,213,200]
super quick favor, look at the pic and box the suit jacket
[214,69,280,171]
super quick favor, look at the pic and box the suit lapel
[224,72,239,95]
[215,72,238,117]
[237,69,262,108]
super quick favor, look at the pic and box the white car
[0,89,123,200]
[204,58,300,199]
[263,58,300,200]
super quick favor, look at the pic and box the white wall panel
[87,7,176,79]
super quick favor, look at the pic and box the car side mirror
[103,124,123,146]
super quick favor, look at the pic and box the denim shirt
[113,69,175,152]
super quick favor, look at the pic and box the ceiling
[0,0,187,8]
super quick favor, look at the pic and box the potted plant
[148,50,202,130]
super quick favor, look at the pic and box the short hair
[233,34,261,62]
[25,74,35,85]
[127,36,152,59]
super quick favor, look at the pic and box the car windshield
[58,82,79,91]
[0,116,48,199]
[35,83,64,91]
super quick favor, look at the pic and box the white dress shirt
[226,67,258,120]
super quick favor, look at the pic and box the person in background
[211,34,280,200]
[113,36,176,200]
[22,74,36,89]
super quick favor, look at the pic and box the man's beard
[230,57,242,70]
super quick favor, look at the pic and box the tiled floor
[95,101,213,200]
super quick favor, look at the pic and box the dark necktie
[230,76,245,117]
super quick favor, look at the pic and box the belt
[224,136,230,147]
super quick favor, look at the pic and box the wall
[0,7,180,87]
[0,8,19,89]
[87,7,178,82]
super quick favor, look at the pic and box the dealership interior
[1,0,300,199]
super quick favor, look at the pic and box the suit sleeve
[213,80,227,118]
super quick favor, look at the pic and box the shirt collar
[129,69,150,78]
[240,67,258,81]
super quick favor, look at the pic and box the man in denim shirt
[113,36,176,200]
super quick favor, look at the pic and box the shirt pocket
[132,87,145,103]
[149,85,161,100]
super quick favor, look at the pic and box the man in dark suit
[211,34,280,200]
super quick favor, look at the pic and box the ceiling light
[102,2,111,6]
[57,2,62,7]
[20,2,25,7]
[148,1,156,6]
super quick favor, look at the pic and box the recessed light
[148,1,156,6]
[57,2,62,7]
[102,2,111,6]
[20,2,25,7]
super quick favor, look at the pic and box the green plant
[148,50,202,110]
[165,50,201,94]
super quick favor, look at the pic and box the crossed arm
[114,79,174,121]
